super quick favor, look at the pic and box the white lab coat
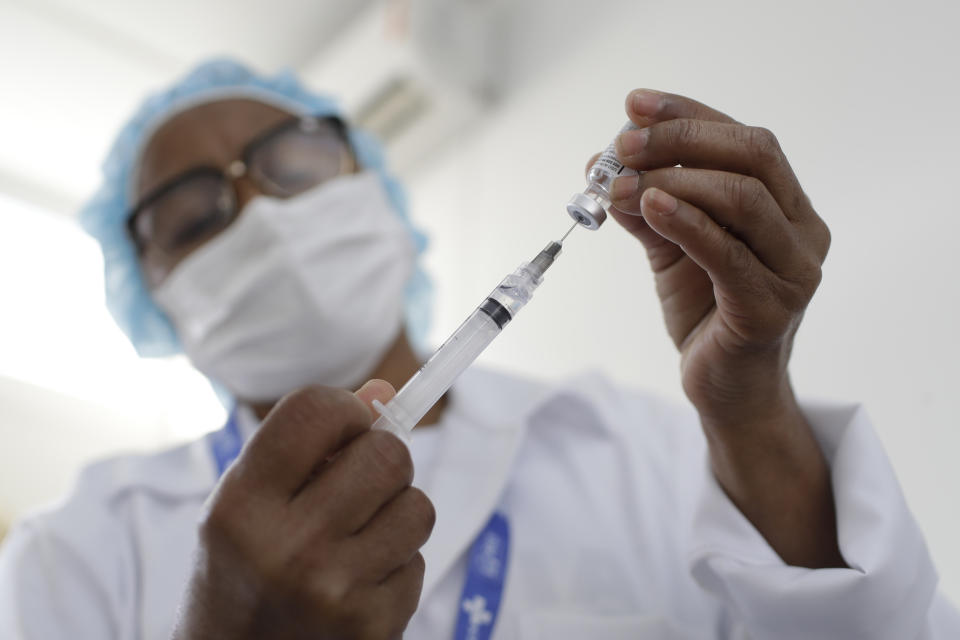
[1,366,957,639]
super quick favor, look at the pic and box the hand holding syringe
[373,122,636,442]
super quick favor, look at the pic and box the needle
[559,220,578,244]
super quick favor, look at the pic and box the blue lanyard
[453,511,511,640]
[208,410,243,478]
[208,414,511,639]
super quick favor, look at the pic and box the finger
[608,203,687,273]
[348,486,436,582]
[611,168,803,275]
[637,186,773,298]
[583,150,680,266]
[296,429,414,535]
[586,147,688,271]
[373,552,425,637]
[306,552,425,640]
[230,386,372,498]
[354,379,397,416]
[626,89,739,128]
[615,120,813,223]
[583,151,601,179]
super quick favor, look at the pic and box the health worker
[1,59,958,640]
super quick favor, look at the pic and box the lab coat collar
[417,366,535,597]
[440,365,621,434]
[417,365,618,598]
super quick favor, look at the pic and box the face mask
[153,170,416,402]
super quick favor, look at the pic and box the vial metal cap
[566,192,606,230]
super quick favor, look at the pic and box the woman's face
[133,99,360,287]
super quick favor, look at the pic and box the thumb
[354,379,397,419]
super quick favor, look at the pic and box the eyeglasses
[128,115,355,255]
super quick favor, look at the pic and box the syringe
[371,224,576,442]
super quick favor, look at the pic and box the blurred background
[1,0,958,601]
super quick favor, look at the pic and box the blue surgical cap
[79,58,432,358]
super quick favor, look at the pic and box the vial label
[590,121,639,182]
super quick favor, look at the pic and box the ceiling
[33,0,376,69]
[0,0,623,218]
[0,0,378,215]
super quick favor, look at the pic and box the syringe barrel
[372,308,501,438]
[566,120,639,230]
[372,255,553,440]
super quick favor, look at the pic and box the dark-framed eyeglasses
[127,115,355,255]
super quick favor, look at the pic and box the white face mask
[153,171,416,402]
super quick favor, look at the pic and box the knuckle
[400,554,427,592]
[687,201,714,237]
[778,281,811,314]
[746,126,782,160]
[410,551,426,576]
[197,498,290,594]
[670,118,702,147]
[809,263,824,291]
[364,431,413,486]
[800,256,823,290]
[779,261,821,310]
[271,385,368,435]
[726,238,754,272]
[405,487,437,534]
[289,385,359,419]
[817,220,832,259]
[728,174,767,213]
[197,508,224,546]
[198,492,241,545]
[390,554,426,634]
[272,386,327,423]
[399,554,427,607]
[274,384,329,416]
[307,571,353,613]
[791,189,815,217]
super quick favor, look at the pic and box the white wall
[0,193,226,526]
[405,0,960,601]
[0,376,161,518]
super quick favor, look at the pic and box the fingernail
[355,379,379,395]
[356,379,393,395]
[642,188,678,216]
[631,89,664,116]
[616,128,649,157]
[610,175,640,201]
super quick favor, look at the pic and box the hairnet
[79,58,432,358]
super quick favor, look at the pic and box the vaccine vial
[566,121,639,230]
